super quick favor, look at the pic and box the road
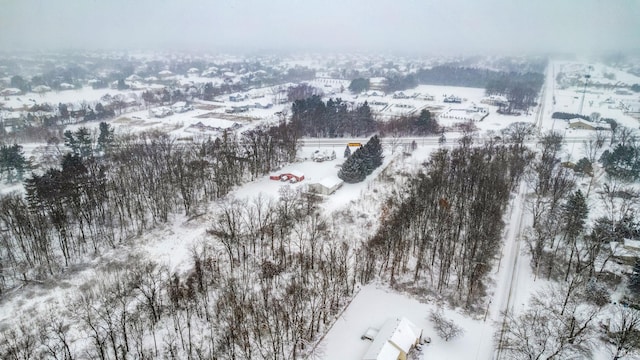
[491,61,556,360]
[299,134,594,148]
[492,180,528,360]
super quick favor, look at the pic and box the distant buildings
[443,95,462,103]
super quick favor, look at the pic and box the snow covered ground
[317,283,494,360]
[2,57,640,359]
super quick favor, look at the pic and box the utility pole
[578,74,591,115]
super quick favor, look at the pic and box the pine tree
[338,150,366,183]
[362,135,383,174]
[629,259,640,296]
[97,122,114,155]
[562,190,588,240]
[344,145,351,158]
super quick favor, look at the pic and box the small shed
[308,177,343,195]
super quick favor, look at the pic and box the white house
[568,118,611,131]
[362,317,423,360]
[149,106,173,118]
[0,88,21,96]
[610,238,640,264]
[171,101,193,113]
[307,177,343,195]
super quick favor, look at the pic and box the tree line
[291,95,376,137]
[0,181,359,359]
[347,66,545,112]
[377,109,440,137]
[0,120,299,295]
[498,130,640,359]
[358,134,531,310]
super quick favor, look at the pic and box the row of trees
[338,136,384,183]
[359,134,530,309]
[290,95,376,137]
[600,142,640,182]
[484,72,545,112]
[377,109,440,137]
[0,120,299,294]
[499,129,640,359]
[345,66,544,113]
[0,185,359,359]
[63,122,115,159]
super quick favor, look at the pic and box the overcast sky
[1,0,638,55]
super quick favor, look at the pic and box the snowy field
[317,284,494,360]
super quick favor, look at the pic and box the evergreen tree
[76,127,93,159]
[439,132,447,145]
[562,190,589,240]
[344,145,351,158]
[117,79,128,90]
[338,150,366,183]
[348,78,370,93]
[0,144,28,183]
[64,127,93,159]
[600,144,640,181]
[361,135,383,174]
[574,157,593,176]
[97,122,115,154]
[629,259,640,296]
[63,130,78,154]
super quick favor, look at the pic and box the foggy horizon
[1,0,639,56]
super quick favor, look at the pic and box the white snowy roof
[0,87,21,95]
[388,318,421,352]
[624,238,640,251]
[317,177,343,189]
[568,118,611,130]
[289,170,304,178]
[362,341,400,360]
[610,242,640,259]
[362,318,421,360]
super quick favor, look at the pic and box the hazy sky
[1,0,638,54]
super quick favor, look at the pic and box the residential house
[149,106,173,118]
[481,95,509,107]
[0,88,22,96]
[568,118,611,131]
[444,95,462,103]
[171,101,193,113]
[610,239,640,264]
[307,177,343,195]
[362,317,423,360]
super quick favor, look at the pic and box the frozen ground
[318,283,494,360]
[1,58,639,359]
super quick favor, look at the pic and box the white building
[362,317,423,360]
[307,177,343,195]
[568,118,611,131]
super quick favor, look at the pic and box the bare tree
[429,310,464,341]
[606,306,640,360]
[498,279,601,360]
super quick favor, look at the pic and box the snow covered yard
[317,284,495,360]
